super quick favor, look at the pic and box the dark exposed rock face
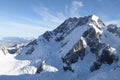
[53,17,78,35]
[90,61,101,72]
[36,61,45,73]
[90,45,119,72]
[26,46,35,55]
[83,26,119,72]
[55,36,64,42]
[27,40,38,46]
[25,40,37,55]
[100,47,116,64]
[8,49,18,54]
[83,28,105,56]
[76,16,90,26]
[107,24,120,37]
[43,31,53,41]
[62,37,86,72]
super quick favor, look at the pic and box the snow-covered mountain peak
[39,15,103,43]
[90,14,99,21]
[89,15,105,27]
[1,15,120,80]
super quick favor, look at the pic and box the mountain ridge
[0,15,120,80]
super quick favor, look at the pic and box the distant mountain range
[0,37,34,47]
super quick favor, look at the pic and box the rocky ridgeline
[16,15,119,73]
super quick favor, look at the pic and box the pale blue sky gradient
[0,0,120,38]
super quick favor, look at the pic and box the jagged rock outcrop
[42,31,53,42]
[36,61,46,73]
[8,49,18,54]
[61,15,119,72]
[107,24,120,37]
[62,36,87,72]
[23,40,37,55]
[90,45,119,72]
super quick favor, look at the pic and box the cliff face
[107,24,120,37]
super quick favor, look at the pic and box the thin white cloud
[32,6,66,27]
[106,20,120,26]
[9,22,48,30]
[7,22,52,37]
[70,1,84,17]
[21,17,51,27]
[30,1,84,28]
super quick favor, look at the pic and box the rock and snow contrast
[0,15,120,80]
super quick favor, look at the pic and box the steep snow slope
[0,50,16,75]
[102,30,120,47]
[0,15,120,80]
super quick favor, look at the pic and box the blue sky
[0,0,120,39]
